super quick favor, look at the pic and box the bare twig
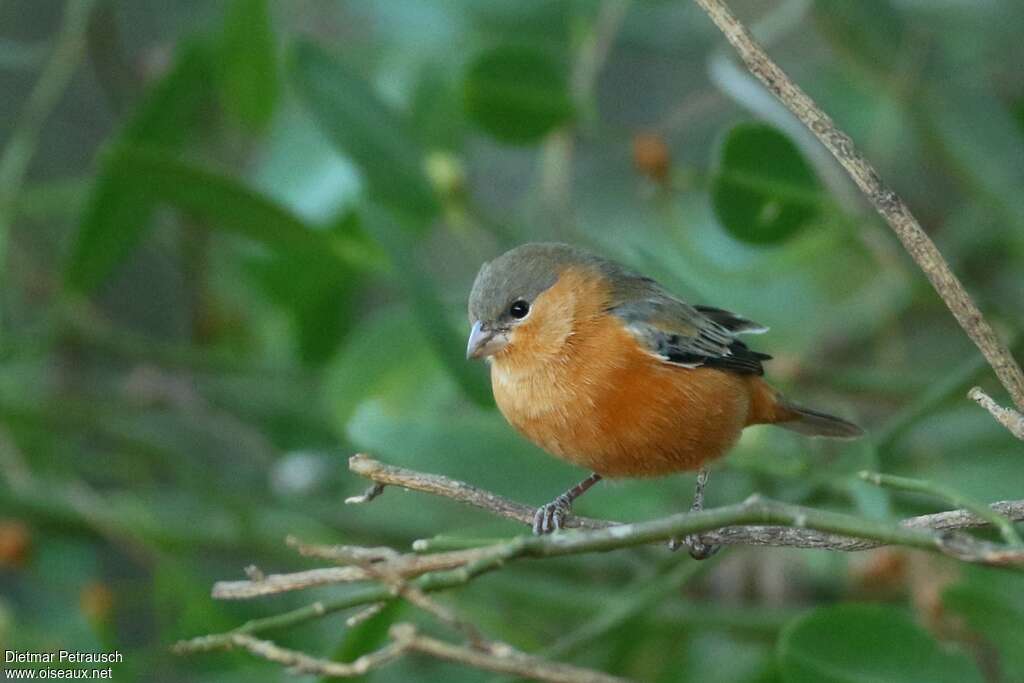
[183,454,1024,680]
[860,470,1023,547]
[213,546,502,599]
[176,625,633,682]
[348,454,608,529]
[390,623,633,683]
[691,0,1024,419]
[176,633,405,676]
[349,455,1024,554]
[969,387,1024,440]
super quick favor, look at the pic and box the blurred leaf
[289,40,438,219]
[411,63,466,150]
[463,45,574,144]
[65,155,155,292]
[711,122,823,245]
[812,0,907,68]
[247,212,365,365]
[924,80,1024,236]
[778,604,983,683]
[65,41,216,292]
[466,0,571,43]
[361,208,491,406]
[219,0,279,131]
[943,565,1024,680]
[121,41,215,148]
[101,147,335,253]
[67,146,375,293]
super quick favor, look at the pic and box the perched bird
[466,243,862,555]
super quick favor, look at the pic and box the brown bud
[632,132,671,183]
[0,519,31,569]
[80,581,115,623]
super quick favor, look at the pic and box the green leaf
[778,604,983,683]
[812,0,907,68]
[711,122,823,245]
[65,42,216,292]
[943,565,1024,680]
[122,41,215,148]
[361,208,492,407]
[219,0,278,131]
[247,212,365,365]
[289,40,437,219]
[67,146,376,293]
[463,45,574,145]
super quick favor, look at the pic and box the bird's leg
[669,468,721,559]
[533,473,602,535]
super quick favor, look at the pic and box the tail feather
[747,378,863,438]
[775,402,864,439]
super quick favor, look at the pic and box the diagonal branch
[691,0,1024,426]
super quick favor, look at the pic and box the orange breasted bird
[466,243,862,552]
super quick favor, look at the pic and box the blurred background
[2,0,1024,681]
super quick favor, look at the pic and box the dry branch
[348,455,1024,555]
[692,0,1024,428]
[179,626,633,682]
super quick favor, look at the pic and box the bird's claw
[532,494,572,535]
[667,534,721,559]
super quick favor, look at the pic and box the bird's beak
[466,321,508,359]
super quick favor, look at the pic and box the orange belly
[491,315,755,478]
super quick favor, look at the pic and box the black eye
[509,300,530,319]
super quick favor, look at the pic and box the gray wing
[606,275,771,376]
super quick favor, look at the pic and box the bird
[466,242,862,557]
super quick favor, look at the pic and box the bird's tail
[748,379,863,439]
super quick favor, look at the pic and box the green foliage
[463,45,575,144]
[711,123,822,245]
[5,1,1024,681]
[289,40,438,219]
[219,0,279,131]
[778,604,984,683]
[65,42,215,292]
[943,566,1024,680]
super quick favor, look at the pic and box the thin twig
[349,454,1024,553]
[969,387,1024,440]
[860,470,1023,547]
[390,623,634,683]
[213,546,501,599]
[348,454,608,530]
[175,633,405,676]
[691,0,1024,418]
[176,626,633,682]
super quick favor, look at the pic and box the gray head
[466,243,599,359]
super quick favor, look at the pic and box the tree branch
[179,454,1024,680]
[861,470,1023,547]
[691,0,1024,424]
[969,386,1024,440]
[176,625,633,683]
[349,455,1024,555]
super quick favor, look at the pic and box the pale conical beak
[466,321,507,359]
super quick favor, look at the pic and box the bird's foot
[668,468,720,559]
[532,494,572,535]
[667,532,721,559]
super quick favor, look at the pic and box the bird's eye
[509,300,530,319]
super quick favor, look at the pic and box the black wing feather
[606,275,771,376]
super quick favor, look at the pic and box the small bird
[466,243,862,555]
